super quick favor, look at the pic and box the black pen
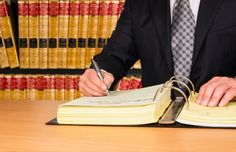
[91,59,110,96]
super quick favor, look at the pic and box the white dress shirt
[170,0,201,23]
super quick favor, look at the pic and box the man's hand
[79,69,114,96]
[196,76,236,107]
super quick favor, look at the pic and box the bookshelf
[0,0,142,101]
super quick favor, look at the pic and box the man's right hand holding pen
[79,68,114,96]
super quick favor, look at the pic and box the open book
[57,76,236,127]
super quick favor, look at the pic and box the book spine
[4,75,14,100]
[128,76,142,90]
[67,0,79,69]
[58,0,69,68]
[0,74,5,100]
[35,75,46,100]
[96,0,109,54]
[55,75,65,100]
[77,0,89,69]
[45,75,55,100]
[0,30,9,68]
[0,1,19,68]
[74,75,82,98]
[116,77,130,91]
[29,0,39,69]
[48,0,59,69]
[118,0,125,16]
[39,0,49,69]
[107,0,119,41]
[26,75,36,100]
[64,75,76,100]
[85,0,99,68]
[14,75,27,100]
[18,0,29,68]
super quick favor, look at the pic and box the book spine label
[4,75,14,100]
[18,0,29,68]
[0,1,19,68]
[0,32,9,68]
[39,0,49,69]
[58,0,69,68]
[67,0,79,69]
[48,0,59,69]
[85,0,99,68]
[97,0,110,54]
[29,0,39,69]
[77,0,89,69]
[118,0,125,15]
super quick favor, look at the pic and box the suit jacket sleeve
[93,0,138,83]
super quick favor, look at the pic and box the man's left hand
[196,76,236,107]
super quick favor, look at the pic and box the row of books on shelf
[0,74,141,101]
[18,0,132,69]
[0,0,141,70]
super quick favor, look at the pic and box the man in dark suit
[79,0,236,107]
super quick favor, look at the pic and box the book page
[61,84,163,107]
[177,93,236,127]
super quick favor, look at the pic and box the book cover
[48,0,59,69]
[57,0,69,69]
[96,0,110,54]
[85,0,99,68]
[77,0,89,69]
[67,0,79,69]
[0,31,9,68]
[0,0,19,68]
[39,0,49,69]
[18,0,29,68]
[29,0,39,69]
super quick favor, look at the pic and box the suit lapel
[148,0,173,73]
[192,0,224,66]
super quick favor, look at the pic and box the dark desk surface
[0,100,235,152]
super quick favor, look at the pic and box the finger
[199,80,221,106]
[207,84,229,107]
[196,83,207,104]
[83,78,108,94]
[79,83,107,96]
[86,69,109,90]
[103,72,114,88]
[219,87,236,106]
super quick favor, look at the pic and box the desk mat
[46,118,233,129]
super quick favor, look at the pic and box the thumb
[102,71,114,89]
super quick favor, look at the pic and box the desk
[0,101,235,152]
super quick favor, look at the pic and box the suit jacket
[94,0,236,91]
